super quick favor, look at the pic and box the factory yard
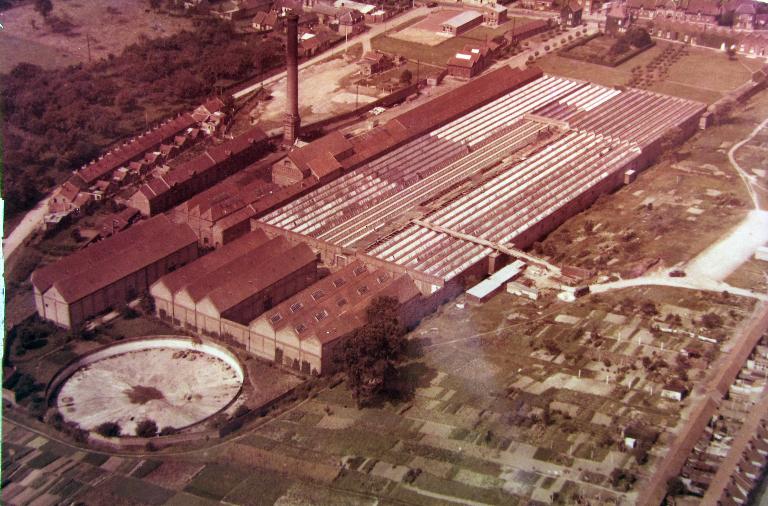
[250,56,385,130]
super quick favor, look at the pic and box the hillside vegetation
[2,20,283,219]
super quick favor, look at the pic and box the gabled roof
[33,215,197,303]
[287,130,354,176]
[151,229,270,297]
[57,181,81,202]
[79,114,196,184]
[202,242,316,316]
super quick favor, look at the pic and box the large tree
[339,296,408,407]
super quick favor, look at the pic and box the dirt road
[3,195,49,260]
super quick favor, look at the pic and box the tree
[666,476,686,497]
[701,312,723,329]
[34,0,53,19]
[625,27,652,48]
[609,38,630,56]
[95,421,121,437]
[148,0,162,9]
[400,69,413,84]
[136,419,158,438]
[339,296,407,407]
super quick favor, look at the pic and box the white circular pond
[54,337,244,436]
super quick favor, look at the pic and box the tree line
[2,19,284,219]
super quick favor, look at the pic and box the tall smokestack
[284,13,301,147]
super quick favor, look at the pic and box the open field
[0,0,193,73]
[537,43,762,104]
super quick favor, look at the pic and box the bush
[120,305,139,319]
[95,421,121,437]
[136,419,158,438]
[701,312,723,329]
[159,426,179,436]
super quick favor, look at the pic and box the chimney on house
[284,12,301,147]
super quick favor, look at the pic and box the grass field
[538,43,761,103]
[372,17,536,67]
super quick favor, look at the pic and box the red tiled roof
[389,65,543,138]
[57,181,81,203]
[32,215,197,303]
[138,126,267,201]
[181,235,290,303]
[79,114,196,184]
[203,241,316,315]
[287,130,354,175]
[261,260,419,345]
[152,229,270,296]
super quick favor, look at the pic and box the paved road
[233,7,430,100]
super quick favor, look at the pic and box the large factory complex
[31,13,707,375]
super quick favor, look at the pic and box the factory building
[256,66,705,297]
[441,11,484,36]
[245,260,422,375]
[150,231,318,337]
[32,215,198,329]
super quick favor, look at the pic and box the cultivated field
[534,89,768,279]
[0,0,193,73]
[537,43,763,104]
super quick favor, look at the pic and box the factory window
[357,285,369,295]
[311,289,326,301]
[270,313,283,324]
[290,302,303,313]
[352,265,367,277]
[337,298,348,307]
[314,310,328,322]
[376,273,389,284]
[295,324,307,334]
[333,277,346,288]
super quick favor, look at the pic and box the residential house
[735,1,757,29]
[252,10,282,31]
[605,3,630,35]
[358,51,392,76]
[339,8,365,36]
[561,0,583,27]
[484,4,508,26]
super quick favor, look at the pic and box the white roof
[334,0,376,14]
[455,53,472,60]
[301,33,316,40]
[467,261,525,298]
[443,10,483,28]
